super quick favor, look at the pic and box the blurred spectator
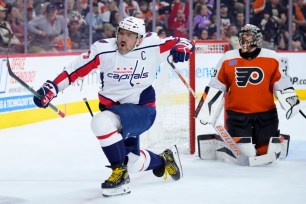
[157,28,167,39]
[264,0,287,27]
[85,3,104,42]
[220,0,235,17]
[199,28,209,40]
[168,0,189,38]
[278,22,306,50]
[293,0,306,32]
[13,0,24,22]
[101,22,115,39]
[149,0,170,17]
[122,0,140,18]
[220,3,235,30]
[220,28,230,41]
[68,19,82,49]
[207,14,217,38]
[26,1,36,21]
[0,0,6,8]
[234,11,245,31]
[7,5,24,44]
[75,0,89,17]
[0,5,23,53]
[139,1,152,25]
[235,0,245,13]
[98,0,119,23]
[251,0,266,26]
[227,24,240,49]
[193,3,212,37]
[205,0,215,11]
[27,3,70,53]
[260,8,278,50]
[109,10,120,28]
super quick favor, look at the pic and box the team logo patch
[235,67,264,87]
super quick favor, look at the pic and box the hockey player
[32,16,194,196]
[196,24,300,161]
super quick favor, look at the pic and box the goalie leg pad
[197,134,217,160]
[215,136,256,164]
[195,86,225,125]
[267,135,290,160]
[279,134,290,159]
[198,135,256,164]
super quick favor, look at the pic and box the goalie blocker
[197,134,290,165]
[195,86,225,125]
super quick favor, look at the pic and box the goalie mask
[238,24,263,53]
[116,16,146,54]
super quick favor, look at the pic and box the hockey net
[141,40,230,154]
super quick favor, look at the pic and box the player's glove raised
[170,39,195,63]
[33,80,58,108]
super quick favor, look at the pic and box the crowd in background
[0,0,306,54]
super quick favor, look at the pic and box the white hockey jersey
[53,33,182,106]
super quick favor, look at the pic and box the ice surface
[0,102,305,204]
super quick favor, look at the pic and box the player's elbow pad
[195,86,225,125]
[275,87,300,119]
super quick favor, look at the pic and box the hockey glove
[276,87,300,119]
[170,40,195,63]
[33,80,58,108]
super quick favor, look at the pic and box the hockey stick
[167,56,278,166]
[83,98,93,117]
[2,25,65,118]
[299,110,306,119]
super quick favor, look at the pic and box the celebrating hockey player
[196,24,300,163]
[33,16,194,197]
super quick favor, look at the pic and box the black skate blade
[102,184,131,197]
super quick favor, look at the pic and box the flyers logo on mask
[235,67,264,87]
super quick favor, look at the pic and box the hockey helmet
[117,16,146,38]
[237,24,263,52]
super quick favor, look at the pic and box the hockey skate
[154,145,183,181]
[101,165,131,197]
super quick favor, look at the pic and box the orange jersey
[209,48,291,114]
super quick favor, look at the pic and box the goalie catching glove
[195,86,225,125]
[170,39,195,63]
[33,80,58,108]
[275,87,300,119]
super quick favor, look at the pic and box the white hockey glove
[195,86,225,125]
[275,87,300,119]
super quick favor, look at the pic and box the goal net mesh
[141,40,230,155]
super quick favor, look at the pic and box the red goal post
[189,40,230,154]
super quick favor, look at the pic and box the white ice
[0,103,306,204]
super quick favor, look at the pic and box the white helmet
[238,24,263,52]
[117,16,146,38]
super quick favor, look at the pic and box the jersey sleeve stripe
[70,55,101,83]
[159,38,179,54]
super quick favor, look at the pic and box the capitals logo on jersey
[235,67,264,87]
[107,60,149,87]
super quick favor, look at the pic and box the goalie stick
[2,25,65,118]
[167,56,278,166]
